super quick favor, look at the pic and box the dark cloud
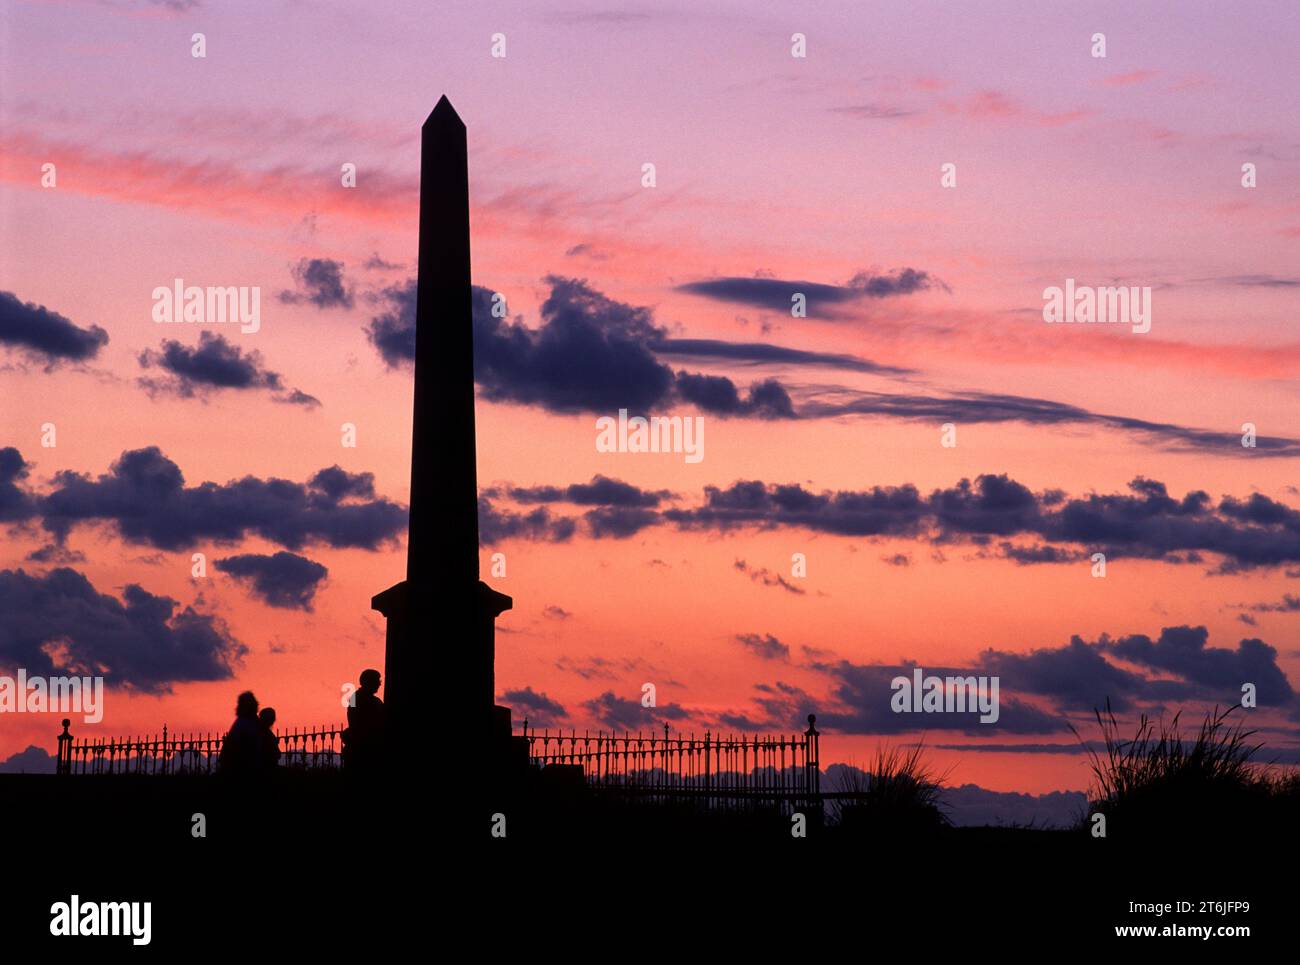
[1044,479,1300,565]
[1216,275,1300,288]
[139,331,281,393]
[937,783,1087,829]
[502,475,672,508]
[0,746,57,774]
[25,544,85,564]
[930,473,1040,535]
[582,506,658,538]
[650,337,913,375]
[734,558,805,594]
[554,655,620,681]
[997,542,1085,565]
[214,551,328,610]
[363,280,419,367]
[278,258,355,309]
[564,243,609,260]
[980,638,1153,713]
[673,372,794,418]
[1238,594,1300,614]
[895,625,1293,721]
[736,632,790,661]
[0,567,245,693]
[367,277,803,419]
[583,690,689,731]
[809,660,1069,735]
[0,291,108,365]
[309,465,376,502]
[715,712,772,732]
[277,387,322,408]
[502,686,567,727]
[1099,626,1294,706]
[363,253,402,271]
[365,276,1297,454]
[138,331,317,405]
[369,277,669,410]
[932,742,1092,755]
[477,497,577,544]
[664,475,1300,572]
[810,625,1292,733]
[676,269,941,318]
[37,447,405,551]
[0,448,36,522]
[799,389,1300,457]
[726,623,1299,736]
[935,739,1300,767]
[475,276,674,412]
[732,680,821,731]
[823,765,1088,828]
[1220,491,1300,526]
[666,479,929,537]
[542,605,572,620]
[482,470,1300,575]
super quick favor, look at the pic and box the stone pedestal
[372,578,512,766]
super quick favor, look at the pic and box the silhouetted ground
[5,771,1283,950]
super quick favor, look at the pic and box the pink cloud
[1100,69,1161,88]
[939,91,1095,127]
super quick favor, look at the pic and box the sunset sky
[3,0,1300,803]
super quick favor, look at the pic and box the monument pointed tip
[424,95,464,129]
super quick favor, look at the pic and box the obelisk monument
[372,96,512,771]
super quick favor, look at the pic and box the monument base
[369,577,512,783]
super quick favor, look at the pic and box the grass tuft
[1069,699,1297,841]
[830,741,951,833]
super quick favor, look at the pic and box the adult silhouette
[218,691,262,776]
[258,707,281,770]
[343,669,386,774]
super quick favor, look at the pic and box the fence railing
[55,718,343,775]
[53,712,824,809]
[519,713,820,812]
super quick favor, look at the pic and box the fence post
[703,731,712,808]
[56,719,72,775]
[662,723,669,794]
[804,713,820,816]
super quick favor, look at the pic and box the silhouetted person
[218,691,262,776]
[258,707,281,771]
[343,669,386,774]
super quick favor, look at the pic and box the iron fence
[55,718,343,775]
[53,711,824,814]
[519,713,821,812]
